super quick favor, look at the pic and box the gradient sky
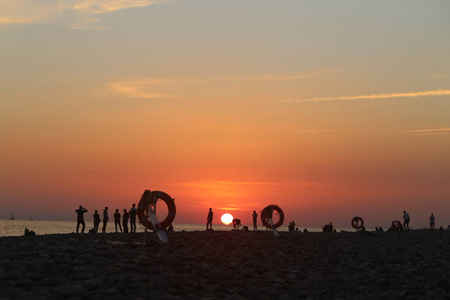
[1,0,449,229]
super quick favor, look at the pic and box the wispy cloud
[171,180,323,190]
[430,74,449,80]
[391,128,450,135]
[109,79,177,99]
[275,89,450,103]
[0,0,165,29]
[108,71,323,99]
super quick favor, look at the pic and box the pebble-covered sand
[1,230,450,299]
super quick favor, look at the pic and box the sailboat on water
[9,212,15,220]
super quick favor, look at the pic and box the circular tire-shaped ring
[260,205,284,229]
[351,216,364,230]
[391,220,402,231]
[137,190,176,231]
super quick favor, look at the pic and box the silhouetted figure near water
[114,209,122,233]
[288,221,296,232]
[102,207,109,233]
[323,222,333,232]
[232,218,241,230]
[123,209,129,233]
[129,203,137,233]
[75,205,88,233]
[430,213,435,230]
[403,210,410,231]
[93,210,100,233]
[206,208,213,230]
[252,211,258,231]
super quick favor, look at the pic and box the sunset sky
[1,0,449,229]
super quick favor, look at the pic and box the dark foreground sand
[1,230,450,300]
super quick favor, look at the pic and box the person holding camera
[75,205,88,233]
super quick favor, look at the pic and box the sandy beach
[1,230,449,299]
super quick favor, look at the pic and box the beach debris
[261,205,284,236]
[351,216,365,230]
[24,228,36,236]
[137,190,176,242]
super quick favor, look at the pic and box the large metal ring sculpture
[261,205,284,229]
[137,190,176,231]
[351,216,364,230]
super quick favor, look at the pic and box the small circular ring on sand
[351,216,364,230]
[261,205,284,229]
[137,190,176,231]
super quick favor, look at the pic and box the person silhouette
[429,213,435,230]
[122,209,129,233]
[129,203,137,233]
[114,209,122,233]
[252,210,258,231]
[75,205,88,234]
[232,218,241,230]
[403,210,410,231]
[93,210,100,233]
[102,207,109,233]
[206,208,213,230]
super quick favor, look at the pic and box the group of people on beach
[206,208,260,231]
[75,204,138,234]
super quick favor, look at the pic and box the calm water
[0,219,354,237]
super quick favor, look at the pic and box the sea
[0,219,356,237]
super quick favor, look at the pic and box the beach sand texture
[1,230,449,299]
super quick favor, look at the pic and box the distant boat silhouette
[9,212,15,220]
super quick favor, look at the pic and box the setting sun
[221,213,233,225]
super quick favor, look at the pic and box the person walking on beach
[122,209,129,233]
[252,210,258,231]
[129,203,137,233]
[75,205,88,234]
[430,213,435,230]
[102,207,109,233]
[206,208,213,230]
[114,209,122,233]
[93,209,100,233]
[403,210,410,231]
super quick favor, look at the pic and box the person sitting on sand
[322,222,333,232]
[93,210,100,233]
[75,205,88,234]
[129,203,137,233]
[252,211,258,231]
[114,209,122,233]
[232,218,241,230]
[430,213,435,230]
[102,207,109,233]
[403,210,410,231]
[303,228,308,233]
[206,208,213,230]
[122,209,129,233]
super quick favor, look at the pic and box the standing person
[102,207,109,233]
[122,209,129,233]
[129,203,137,233]
[206,208,213,230]
[93,210,100,233]
[252,210,258,231]
[75,205,88,234]
[114,209,122,233]
[403,210,410,231]
[430,213,435,230]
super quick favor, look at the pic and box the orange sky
[1,0,450,229]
